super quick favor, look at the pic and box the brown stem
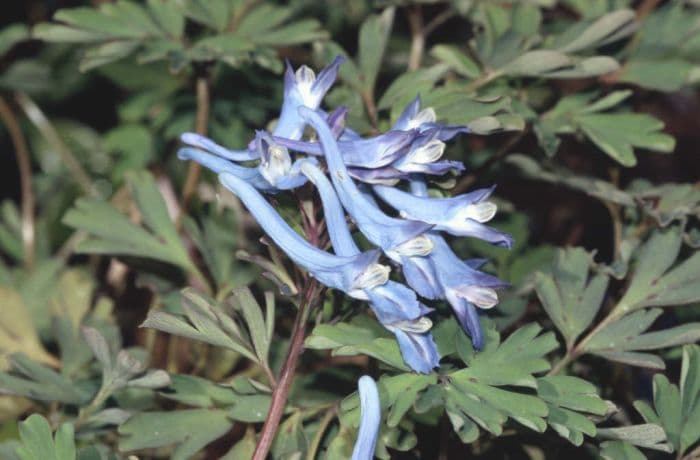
[252,281,319,460]
[407,5,424,71]
[361,90,379,132]
[0,96,35,269]
[15,93,96,197]
[180,76,210,214]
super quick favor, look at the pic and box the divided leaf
[632,345,700,456]
[119,409,233,460]
[537,376,608,445]
[535,248,608,348]
[63,171,195,274]
[16,414,76,460]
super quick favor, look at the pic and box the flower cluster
[178,57,511,373]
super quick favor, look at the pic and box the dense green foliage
[1,1,700,458]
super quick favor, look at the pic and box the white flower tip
[412,139,445,164]
[394,235,434,257]
[408,107,437,129]
[467,286,498,309]
[354,263,391,290]
[295,66,316,104]
[295,65,316,85]
[394,316,433,334]
[462,201,497,223]
[260,143,292,185]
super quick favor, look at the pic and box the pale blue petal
[180,132,259,161]
[218,172,380,292]
[389,328,439,374]
[352,376,381,460]
[300,162,359,257]
[298,107,432,252]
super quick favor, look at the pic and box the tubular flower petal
[177,147,273,191]
[301,161,439,373]
[298,107,433,258]
[352,376,381,460]
[273,129,417,169]
[393,96,469,141]
[218,172,383,294]
[408,178,509,348]
[374,183,513,248]
[180,132,259,161]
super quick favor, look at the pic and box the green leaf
[441,324,558,440]
[358,8,395,92]
[271,412,308,459]
[118,409,232,460]
[537,376,607,445]
[228,394,272,422]
[146,0,185,38]
[342,373,436,429]
[16,415,76,460]
[229,287,270,366]
[160,374,238,408]
[0,23,29,56]
[536,91,674,165]
[80,41,140,72]
[555,9,636,53]
[631,346,700,456]
[141,289,258,362]
[429,44,481,79]
[378,65,449,111]
[174,0,230,31]
[600,441,647,460]
[577,113,675,167]
[616,227,700,313]
[620,59,693,93]
[306,319,410,371]
[0,286,57,368]
[535,248,608,348]
[62,170,194,273]
[247,19,327,47]
[597,424,672,453]
[455,323,559,388]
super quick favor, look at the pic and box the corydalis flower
[273,128,417,169]
[301,162,439,373]
[298,107,434,261]
[409,179,508,349]
[177,132,318,192]
[352,376,381,460]
[394,96,469,141]
[275,56,344,140]
[373,183,513,248]
[218,172,388,296]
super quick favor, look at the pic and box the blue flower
[273,128,417,169]
[301,162,439,373]
[180,132,259,161]
[254,131,317,190]
[298,107,434,261]
[177,147,273,191]
[373,182,513,248]
[390,130,465,176]
[275,56,344,140]
[393,96,469,141]
[408,178,509,350]
[177,132,318,192]
[352,376,381,460]
[218,172,389,296]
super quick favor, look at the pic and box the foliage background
[1,0,700,459]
